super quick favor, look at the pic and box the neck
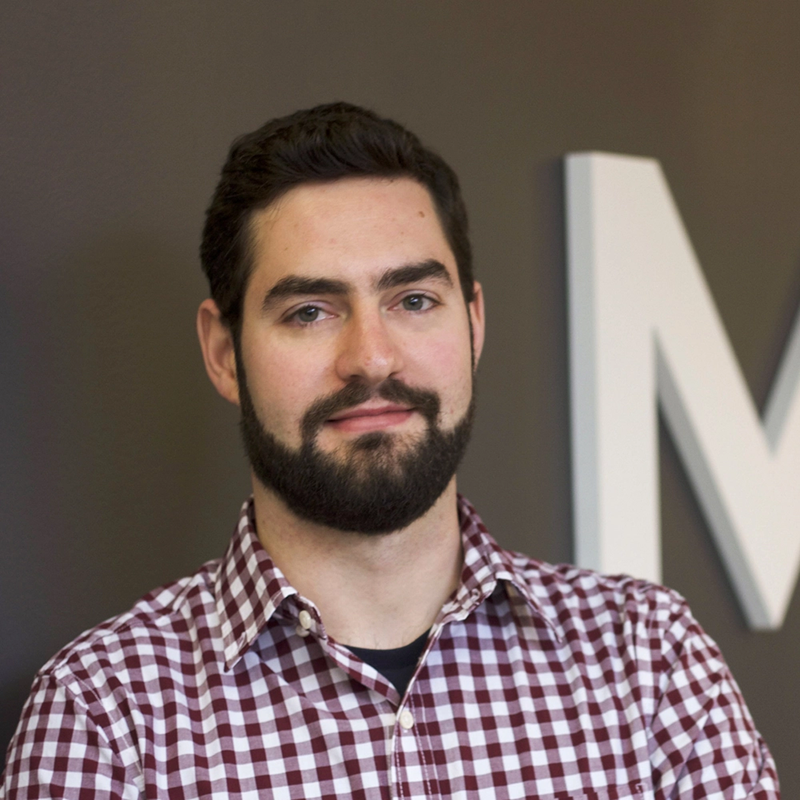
[251,478,463,649]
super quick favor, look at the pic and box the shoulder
[515,550,690,616]
[39,557,223,696]
[458,496,704,659]
[503,548,714,667]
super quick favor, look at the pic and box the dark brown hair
[200,102,473,338]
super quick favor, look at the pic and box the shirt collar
[214,499,298,670]
[215,495,561,669]
[441,495,562,640]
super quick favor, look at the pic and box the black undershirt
[347,628,430,697]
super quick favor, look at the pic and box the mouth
[325,403,416,433]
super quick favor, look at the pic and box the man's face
[233,176,484,532]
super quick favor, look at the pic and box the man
[2,103,779,799]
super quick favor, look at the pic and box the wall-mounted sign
[566,153,800,631]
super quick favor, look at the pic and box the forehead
[247,177,456,291]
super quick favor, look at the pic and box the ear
[196,299,240,406]
[468,281,486,368]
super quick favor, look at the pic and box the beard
[237,366,475,534]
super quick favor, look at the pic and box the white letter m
[567,153,800,630]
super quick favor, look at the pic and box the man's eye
[292,306,324,324]
[401,294,434,312]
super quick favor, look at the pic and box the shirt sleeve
[1,673,140,800]
[648,602,780,799]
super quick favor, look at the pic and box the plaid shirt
[2,496,779,799]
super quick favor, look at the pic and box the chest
[127,603,656,799]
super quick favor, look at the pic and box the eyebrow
[261,276,349,312]
[375,260,453,291]
[260,259,454,313]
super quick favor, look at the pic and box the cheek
[410,333,474,412]
[241,343,327,438]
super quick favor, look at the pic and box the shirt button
[298,610,313,630]
[295,624,310,638]
[399,709,414,730]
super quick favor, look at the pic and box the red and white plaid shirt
[2,496,779,799]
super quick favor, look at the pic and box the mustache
[301,378,441,440]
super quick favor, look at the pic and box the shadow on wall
[0,232,248,756]
[0,276,39,754]
[0,675,41,753]
[45,232,239,610]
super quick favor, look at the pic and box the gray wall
[2,2,798,793]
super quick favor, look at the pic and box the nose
[334,309,403,385]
